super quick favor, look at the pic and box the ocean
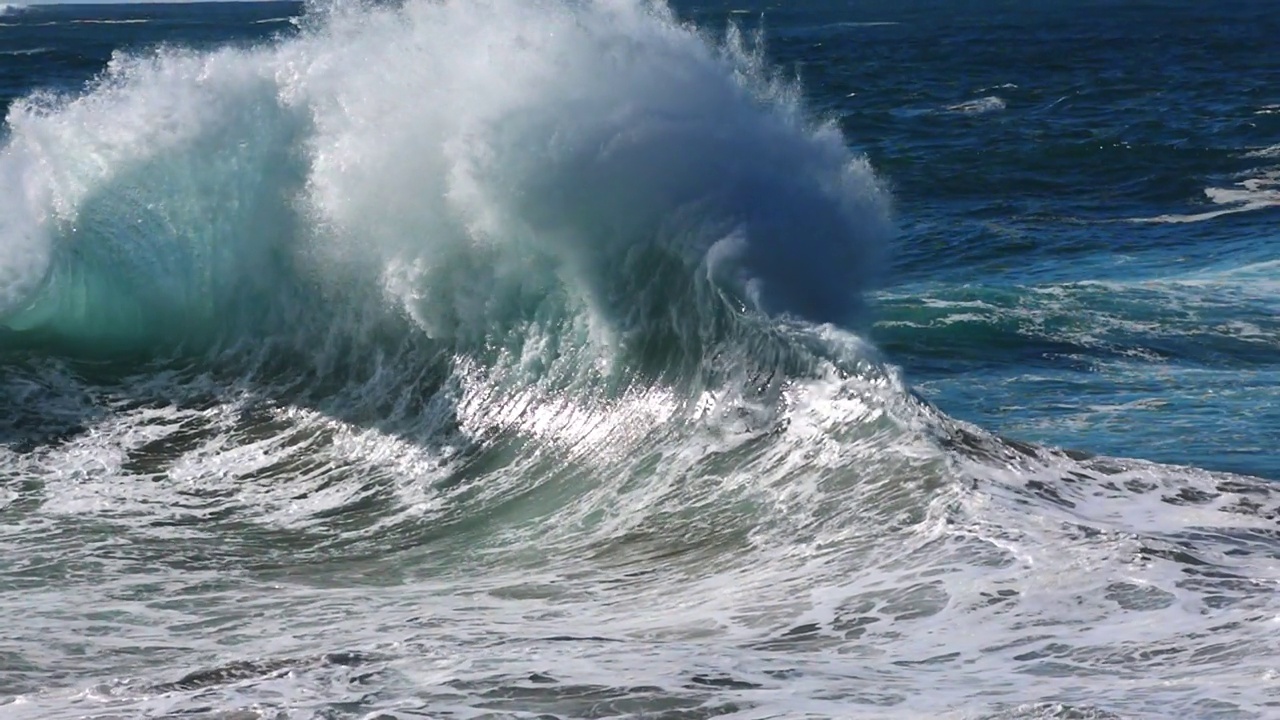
[1,1,1278,718]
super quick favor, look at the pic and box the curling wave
[0,0,890,377]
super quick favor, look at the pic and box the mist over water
[2,1,1280,718]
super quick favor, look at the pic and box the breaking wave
[0,0,890,377]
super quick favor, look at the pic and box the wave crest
[0,0,891,370]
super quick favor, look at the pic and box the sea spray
[0,0,891,364]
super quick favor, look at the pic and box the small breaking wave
[946,95,1006,114]
[1128,170,1280,224]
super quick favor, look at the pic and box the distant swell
[0,0,890,380]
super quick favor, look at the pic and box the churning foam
[0,0,891,359]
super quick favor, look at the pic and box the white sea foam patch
[1245,143,1280,158]
[5,380,455,532]
[0,47,52,57]
[946,96,1006,114]
[823,21,902,28]
[1130,169,1280,224]
[70,19,151,25]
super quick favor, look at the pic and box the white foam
[827,21,902,28]
[947,96,1003,114]
[946,96,1006,114]
[70,19,151,26]
[1129,170,1280,224]
[1244,143,1280,158]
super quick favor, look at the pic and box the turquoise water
[2,1,1279,718]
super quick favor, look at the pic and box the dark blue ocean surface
[3,2,1280,718]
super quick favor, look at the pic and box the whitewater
[2,0,1279,718]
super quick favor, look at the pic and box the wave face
[0,0,888,363]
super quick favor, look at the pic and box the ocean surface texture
[2,1,1278,718]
